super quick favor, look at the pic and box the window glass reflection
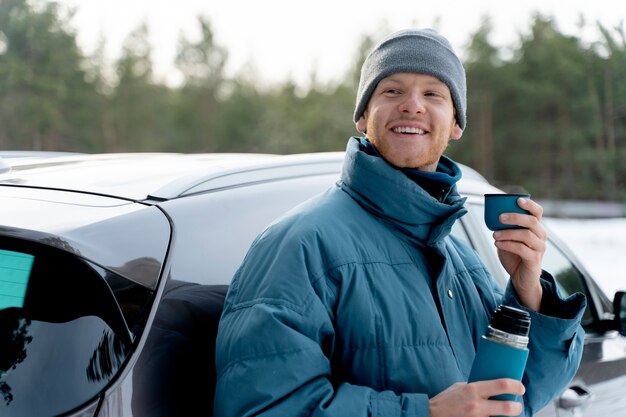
[0,315,128,416]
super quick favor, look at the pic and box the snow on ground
[544,217,626,298]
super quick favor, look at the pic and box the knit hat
[354,28,466,130]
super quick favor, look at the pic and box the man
[214,28,585,417]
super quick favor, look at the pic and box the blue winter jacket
[214,137,586,417]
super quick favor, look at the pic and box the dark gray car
[0,151,624,417]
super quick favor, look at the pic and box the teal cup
[484,193,531,231]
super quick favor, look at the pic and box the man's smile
[391,126,427,135]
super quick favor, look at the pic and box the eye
[425,90,444,98]
[383,88,402,96]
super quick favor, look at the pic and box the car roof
[0,151,500,201]
[0,152,343,201]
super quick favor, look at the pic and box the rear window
[0,236,153,416]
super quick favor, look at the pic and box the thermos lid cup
[484,193,531,231]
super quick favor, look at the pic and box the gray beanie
[354,28,466,129]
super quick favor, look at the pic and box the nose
[398,91,425,114]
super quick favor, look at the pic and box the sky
[58,0,626,88]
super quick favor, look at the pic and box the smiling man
[214,29,585,417]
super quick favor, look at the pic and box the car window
[0,236,153,416]
[462,203,593,327]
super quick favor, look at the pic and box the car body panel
[0,187,170,289]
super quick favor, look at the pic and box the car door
[456,199,626,417]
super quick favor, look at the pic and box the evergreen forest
[1,0,625,201]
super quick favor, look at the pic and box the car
[0,151,624,417]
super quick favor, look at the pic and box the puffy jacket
[214,137,586,417]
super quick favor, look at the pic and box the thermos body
[467,305,531,414]
[468,333,529,401]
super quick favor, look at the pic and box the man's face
[356,72,463,171]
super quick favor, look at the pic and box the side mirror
[613,291,626,336]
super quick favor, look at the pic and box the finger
[493,229,546,253]
[497,213,547,241]
[472,379,525,398]
[487,398,524,417]
[497,197,544,233]
[518,197,543,220]
[495,238,546,263]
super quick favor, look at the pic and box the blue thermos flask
[468,305,531,413]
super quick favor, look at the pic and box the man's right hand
[429,379,525,417]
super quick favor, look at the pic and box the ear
[450,122,463,141]
[355,114,367,134]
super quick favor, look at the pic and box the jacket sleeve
[501,271,586,416]
[213,229,430,417]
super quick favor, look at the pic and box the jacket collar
[359,137,462,202]
[338,137,467,247]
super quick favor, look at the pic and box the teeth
[393,126,425,134]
